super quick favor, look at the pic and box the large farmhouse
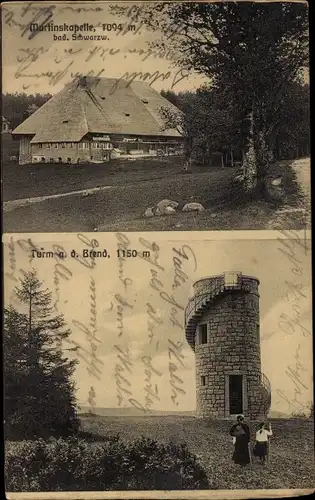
[12,76,184,165]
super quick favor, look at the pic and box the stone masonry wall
[194,277,261,418]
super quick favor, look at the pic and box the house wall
[31,143,80,162]
[113,135,184,154]
[194,278,262,419]
[19,135,184,164]
[19,137,32,165]
[30,141,113,163]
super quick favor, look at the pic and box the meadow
[80,414,315,490]
[3,156,307,232]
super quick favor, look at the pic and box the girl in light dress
[253,422,273,464]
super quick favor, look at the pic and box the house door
[229,375,243,415]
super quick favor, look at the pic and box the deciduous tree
[112,2,308,190]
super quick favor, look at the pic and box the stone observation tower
[185,272,271,420]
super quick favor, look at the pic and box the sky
[3,230,313,416]
[2,1,309,97]
[1,1,207,95]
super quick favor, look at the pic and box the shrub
[5,435,209,491]
[290,403,314,419]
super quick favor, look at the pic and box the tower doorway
[229,375,243,414]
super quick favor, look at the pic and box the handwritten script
[275,230,311,415]
[3,3,190,92]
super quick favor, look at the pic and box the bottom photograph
[3,231,314,495]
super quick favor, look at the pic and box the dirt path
[267,157,311,229]
[293,157,311,208]
[3,185,114,213]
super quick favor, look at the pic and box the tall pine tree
[4,271,79,439]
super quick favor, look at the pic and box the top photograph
[2,1,310,233]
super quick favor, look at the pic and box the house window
[199,324,208,345]
[141,98,149,104]
[124,113,130,117]
[47,143,51,149]
[61,143,65,148]
[52,143,58,148]
[38,144,42,148]
[200,376,206,386]
[62,120,69,124]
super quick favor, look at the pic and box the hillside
[80,414,314,490]
[78,406,290,419]
[78,406,195,417]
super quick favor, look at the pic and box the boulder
[164,206,177,214]
[155,199,179,215]
[270,177,283,187]
[144,207,155,217]
[264,175,285,202]
[233,174,245,185]
[182,202,205,213]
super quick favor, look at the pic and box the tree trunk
[221,154,224,168]
[278,146,282,160]
[254,129,274,179]
[230,150,234,167]
[243,110,258,191]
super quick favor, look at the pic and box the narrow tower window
[199,324,208,344]
[200,376,206,386]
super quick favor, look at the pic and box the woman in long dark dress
[230,416,251,466]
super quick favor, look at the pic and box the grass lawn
[80,415,315,490]
[3,156,308,232]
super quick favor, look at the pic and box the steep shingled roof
[12,76,183,143]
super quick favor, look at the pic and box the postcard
[3,230,314,497]
[1,0,310,233]
[2,0,313,499]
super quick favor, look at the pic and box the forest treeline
[160,81,310,165]
[2,92,52,131]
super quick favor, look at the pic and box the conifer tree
[4,270,79,439]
